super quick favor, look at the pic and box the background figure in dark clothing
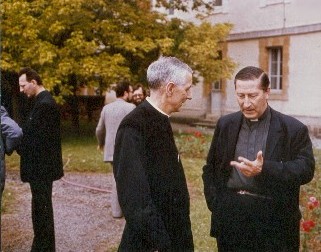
[114,56,194,251]
[203,66,315,251]
[0,106,23,250]
[18,67,64,252]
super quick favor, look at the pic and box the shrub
[174,130,212,159]
[300,149,321,251]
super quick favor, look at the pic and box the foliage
[60,119,110,173]
[183,158,217,251]
[1,0,235,103]
[155,0,221,18]
[1,0,131,96]
[300,196,320,251]
[300,149,321,251]
[178,22,236,85]
[1,184,16,214]
[175,129,212,159]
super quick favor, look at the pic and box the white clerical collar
[146,97,170,117]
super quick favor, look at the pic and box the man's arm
[1,106,23,155]
[95,108,106,149]
[261,124,315,186]
[202,122,222,212]
[113,125,171,250]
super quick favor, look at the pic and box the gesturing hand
[230,151,264,177]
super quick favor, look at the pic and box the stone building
[165,0,321,136]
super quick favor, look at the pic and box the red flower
[193,131,202,138]
[301,220,316,232]
[308,196,320,210]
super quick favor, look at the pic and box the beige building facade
[166,0,321,135]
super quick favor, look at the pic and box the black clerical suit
[20,90,63,251]
[203,107,315,251]
[114,100,194,251]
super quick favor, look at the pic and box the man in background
[0,106,23,249]
[114,56,194,251]
[203,66,315,251]
[96,81,135,218]
[132,84,146,106]
[18,67,64,252]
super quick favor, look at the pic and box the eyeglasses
[133,94,143,98]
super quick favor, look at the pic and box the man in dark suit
[113,56,194,251]
[18,67,64,252]
[203,66,315,252]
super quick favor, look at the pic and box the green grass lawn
[183,157,217,251]
[3,119,321,251]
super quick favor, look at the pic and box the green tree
[1,0,235,128]
[1,0,131,99]
[1,0,233,91]
[178,22,236,85]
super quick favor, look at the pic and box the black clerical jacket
[20,91,63,182]
[114,101,194,251]
[203,107,315,248]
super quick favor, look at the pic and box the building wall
[283,0,321,27]
[160,0,310,29]
[170,0,321,131]
[224,31,321,120]
[224,40,261,114]
[206,0,321,32]
[286,32,321,117]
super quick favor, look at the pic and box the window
[212,50,222,92]
[201,0,227,14]
[269,47,283,90]
[259,36,289,100]
[212,80,222,91]
[168,0,174,15]
[214,0,223,6]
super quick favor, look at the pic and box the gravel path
[2,171,125,252]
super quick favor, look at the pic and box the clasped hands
[230,151,264,177]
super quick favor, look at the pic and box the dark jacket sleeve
[260,123,315,187]
[1,106,23,155]
[202,119,223,212]
[113,125,171,250]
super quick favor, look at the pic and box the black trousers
[216,190,299,252]
[30,181,55,252]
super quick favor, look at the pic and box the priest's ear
[165,82,175,97]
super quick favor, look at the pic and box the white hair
[147,56,192,89]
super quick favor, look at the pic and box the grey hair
[147,56,193,90]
